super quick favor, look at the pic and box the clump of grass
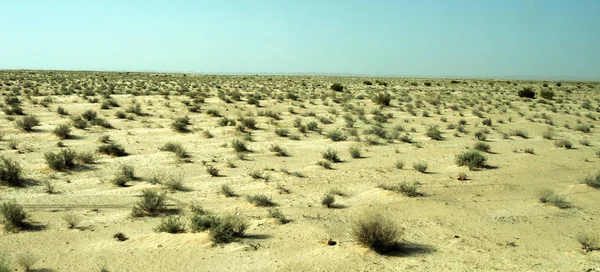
[52,124,72,139]
[322,148,341,163]
[0,156,24,187]
[577,233,600,252]
[274,128,289,137]
[327,129,347,142]
[231,139,250,153]
[44,149,77,171]
[412,161,428,173]
[394,159,404,169]
[512,130,529,139]
[159,142,189,158]
[317,160,332,169]
[42,180,57,194]
[474,141,491,153]
[62,212,82,229]
[171,116,191,132]
[240,117,258,130]
[0,201,29,232]
[321,194,335,208]
[247,194,275,207]
[15,115,40,132]
[161,175,187,191]
[269,144,290,157]
[455,150,488,170]
[0,252,12,272]
[155,216,185,233]
[57,106,69,115]
[220,184,237,197]
[268,208,289,224]
[582,173,600,189]
[76,151,96,164]
[352,212,401,253]
[81,109,97,121]
[131,189,168,217]
[190,214,218,232]
[523,148,535,154]
[349,146,361,158]
[538,188,570,209]
[379,181,421,197]
[98,135,110,143]
[575,124,591,133]
[97,142,128,157]
[426,125,443,140]
[206,165,220,177]
[209,215,248,244]
[16,253,38,272]
[554,139,573,149]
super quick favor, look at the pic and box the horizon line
[1,68,598,82]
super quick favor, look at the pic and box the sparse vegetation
[352,212,401,253]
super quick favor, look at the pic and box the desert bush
[247,194,275,207]
[267,208,289,224]
[274,128,290,137]
[394,159,404,169]
[352,212,401,253]
[15,115,39,132]
[474,142,491,153]
[321,194,335,208]
[80,109,97,121]
[317,160,332,169]
[322,148,341,163]
[582,173,600,189]
[412,161,428,173]
[115,111,127,119]
[240,117,258,129]
[330,83,344,92]
[159,142,189,158]
[171,116,191,132]
[474,130,487,141]
[90,117,113,128]
[220,184,237,197]
[455,150,487,170]
[231,139,250,153]
[575,124,591,133]
[269,144,290,157]
[155,216,185,233]
[0,157,24,187]
[426,126,443,140]
[482,118,492,126]
[554,139,573,149]
[52,124,72,139]
[76,151,96,164]
[201,165,218,177]
[372,92,391,106]
[518,87,535,98]
[62,212,82,229]
[0,252,11,272]
[577,233,600,252]
[97,143,127,156]
[512,130,528,139]
[398,181,421,197]
[540,89,554,100]
[326,129,347,142]
[0,201,28,232]
[16,253,38,272]
[190,214,218,232]
[57,106,69,115]
[209,215,248,244]
[131,189,168,217]
[349,146,361,158]
[537,189,569,209]
[71,116,89,129]
[44,149,77,171]
[161,175,187,191]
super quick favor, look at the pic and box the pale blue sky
[1,0,599,79]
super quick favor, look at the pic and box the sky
[1,0,599,80]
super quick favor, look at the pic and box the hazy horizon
[1,0,599,80]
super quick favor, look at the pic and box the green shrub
[582,173,600,189]
[554,139,573,149]
[81,109,97,121]
[155,216,185,233]
[159,142,189,158]
[97,143,128,156]
[171,116,191,132]
[15,115,39,132]
[220,184,237,197]
[161,175,187,191]
[274,128,289,137]
[352,212,401,253]
[16,253,38,272]
[512,130,528,139]
[0,201,28,232]
[52,124,72,139]
[190,214,219,232]
[322,148,341,163]
[44,149,77,171]
[425,125,443,140]
[455,150,487,170]
[330,83,344,92]
[247,194,275,207]
[575,124,591,133]
[518,87,535,98]
[267,208,289,224]
[90,117,113,128]
[209,215,248,244]
[540,89,554,100]
[76,151,96,164]
[321,193,336,208]
[349,146,361,158]
[62,212,82,229]
[372,92,391,106]
[0,252,12,272]
[538,188,569,209]
[231,139,250,153]
[240,117,258,130]
[412,161,428,173]
[131,189,168,217]
[327,129,347,142]
[474,142,491,153]
[317,160,332,169]
[56,106,69,115]
[0,156,24,187]
[577,233,600,252]
[398,181,421,197]
[71,116,89,129]
[269,144,290,157]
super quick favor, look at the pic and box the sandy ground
[1,72,599,271]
